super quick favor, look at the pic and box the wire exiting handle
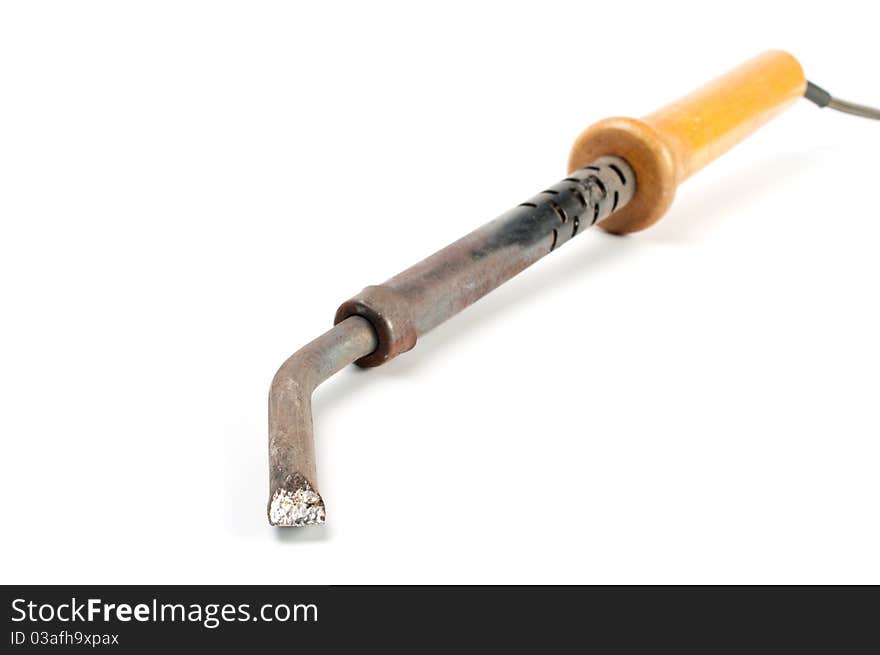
[805,81,880,121]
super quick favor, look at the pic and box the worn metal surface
[270,156,635,525]
[268,316,377,526]
[336,156,634,365]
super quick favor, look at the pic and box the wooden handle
[568,50,806,234]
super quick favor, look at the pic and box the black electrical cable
[805,81,880,120]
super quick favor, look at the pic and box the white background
[2,1,878,584]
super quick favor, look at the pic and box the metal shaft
[391,159,630,333]
[269,155,635,525]
[335,156,635,366]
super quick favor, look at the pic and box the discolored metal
[269,156,635,525]
[336,156,634,366]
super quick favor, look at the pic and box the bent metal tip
[268,316,377,527]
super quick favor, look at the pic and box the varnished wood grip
[568,50,806,234]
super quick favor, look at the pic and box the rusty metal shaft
[269,156,635,526]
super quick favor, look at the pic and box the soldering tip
[268,474,326,527]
